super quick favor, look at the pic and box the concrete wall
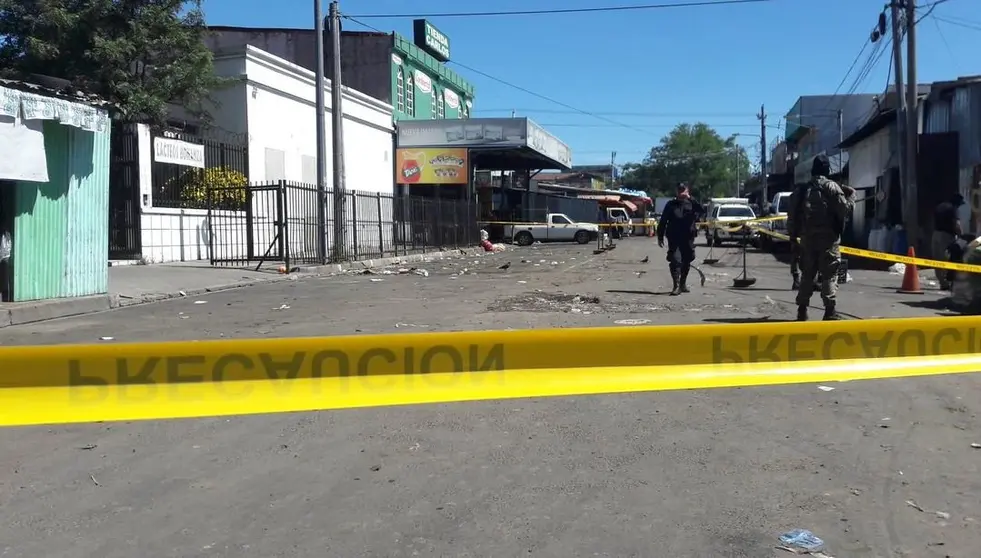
[138,45,396,264]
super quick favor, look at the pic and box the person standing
[657,183,705,296]
[787,154,855,321]
[932,194,966,290]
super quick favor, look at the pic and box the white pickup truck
[506,213,600,246]
[706,202,759,247]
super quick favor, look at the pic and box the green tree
[621,123,753,199]
[0,0,223,123]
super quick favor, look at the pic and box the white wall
[137,45,396,264]
[846,127,891,191]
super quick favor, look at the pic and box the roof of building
[0,77,111,109]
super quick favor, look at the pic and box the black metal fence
[108,122,143,259]
[206,181,478,269]
[150,128,249,210]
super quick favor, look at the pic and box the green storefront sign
[413,19,450,61]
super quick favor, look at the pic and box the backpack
[795,177,845,236]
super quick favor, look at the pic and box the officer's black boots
[791,274,800,291]
[670,270,681,296]
[823,302,840,321]
[796,306,808,321]
[679,267,691,293]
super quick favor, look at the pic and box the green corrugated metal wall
[11,121,110,302]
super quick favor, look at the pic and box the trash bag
[0,232,10,262]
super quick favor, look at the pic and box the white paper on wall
[0,112,48,182]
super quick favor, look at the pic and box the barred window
[405,77,415,116]
[396,68,405,113]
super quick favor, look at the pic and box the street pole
[904,0,919,247]
[758,105,767,206]
[314,0,328,264]
[329,1,347,262]
[735,149,741,197]
[836,109,843,177]
[890,0,908,233]
[610,151,616,189]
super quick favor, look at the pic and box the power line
[538,122,763,129]
[342,14,662,138]
[933,15,981,31]
[346,0,777,19]
[476,108,754,118]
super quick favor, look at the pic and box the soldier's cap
[676,183,688,191]
[811,154,831,177]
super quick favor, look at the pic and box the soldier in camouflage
[787,154,855,321]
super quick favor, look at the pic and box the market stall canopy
[397,117,572,171]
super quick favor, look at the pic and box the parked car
[706,203,758,247]
[505,213,600,246]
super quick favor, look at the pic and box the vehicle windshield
[718,206,755,218]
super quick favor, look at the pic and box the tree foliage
[620,123,754,199]
[0,0,224,123]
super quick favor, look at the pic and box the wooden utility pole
[890,1,909,237]
[758,105,767,205]
[904,0,919,246]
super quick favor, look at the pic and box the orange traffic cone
[897,247,924,294]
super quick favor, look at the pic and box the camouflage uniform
[787,173,854,321]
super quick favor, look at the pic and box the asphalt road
[1,238,978,557]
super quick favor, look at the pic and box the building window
[405,77,415,116]
[396,68,405,113]
[437,91,445,119]
[461,103,469,119]
[430,88,437,119]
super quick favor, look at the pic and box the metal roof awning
[396,117,572,171]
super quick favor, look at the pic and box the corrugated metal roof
[0,78,111,109]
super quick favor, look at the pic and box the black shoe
[679,270,691,293]
[796,306,808,321]
[823,305,840,320]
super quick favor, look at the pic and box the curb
[0,248,483,329]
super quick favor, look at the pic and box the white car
[762,191,793,248]
[706,203,758,247]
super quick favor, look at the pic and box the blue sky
[205,0,980,167]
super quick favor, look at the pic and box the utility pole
[758,105,767,204]
[610,151,616,189]
[904,0,919,246]
[836,109,844,176]
[314,0,328,264]
[890,0,908,234]
[328,1,347,262]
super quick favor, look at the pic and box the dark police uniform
[657,196,705,295]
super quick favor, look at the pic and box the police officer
[787,154,855,321]
[657,183,705,296]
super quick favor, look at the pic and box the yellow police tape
[477,215,785,232]
[3,316,981,426]
[755,227,981,274]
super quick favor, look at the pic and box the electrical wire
[346,0,777,19]
[475,108,755,118]
[342,14,668,138]
[538,122,762,129]
[933,15,981,31]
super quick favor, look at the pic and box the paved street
[2,238,979,557]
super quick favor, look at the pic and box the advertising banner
[396,148,469,185]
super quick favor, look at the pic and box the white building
[135,44,395,264]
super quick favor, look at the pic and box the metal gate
[108,122,143,260]
[207,181,325,270]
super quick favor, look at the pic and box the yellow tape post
[754,227,981,274]
[3,317,981,427]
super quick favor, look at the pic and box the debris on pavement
[194,300,207,305]
[778,529,824,553]
[614,319,651,325]
[274,304,290,310]
[817,385,835,392]
[971,442,981,449]
[78,444,97,450]
[889,263,906,275]
[907,499,952,520]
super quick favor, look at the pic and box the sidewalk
[0,249,478,328]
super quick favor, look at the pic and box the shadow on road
[606,289,673,296]
[702,317,792,324]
